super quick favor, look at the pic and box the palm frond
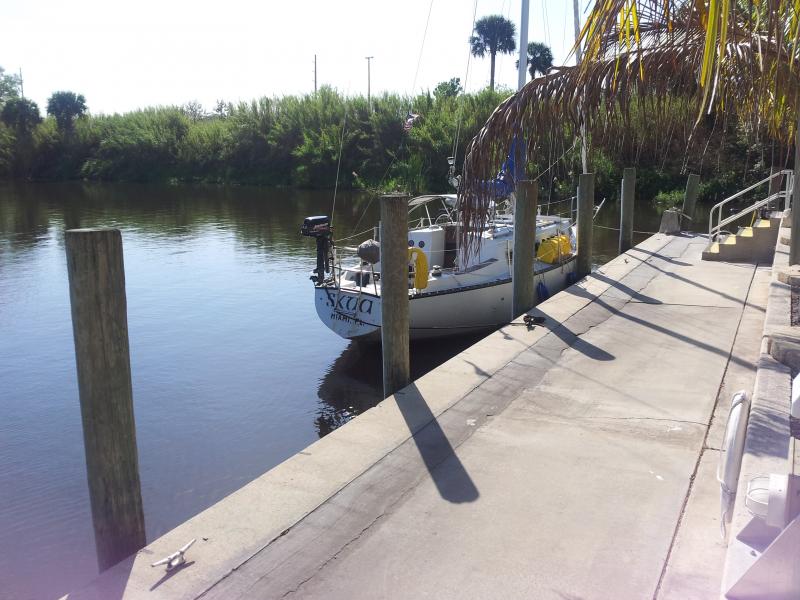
[459,1,800,254]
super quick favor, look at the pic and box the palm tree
[46,91,87,135]
[459,1,800,244]
[526,42,553,79]
[470,15,517,92]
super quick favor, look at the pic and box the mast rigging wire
[410,0,436,97]
[330,108,348,227]
[452,0,480,166]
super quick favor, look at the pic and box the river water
[0,181,675,599]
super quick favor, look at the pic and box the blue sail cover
[478,138,517,199]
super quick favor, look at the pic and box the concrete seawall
[66,231,787,599]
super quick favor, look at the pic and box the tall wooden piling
[380,195,410,397]
[682,174,700,230]
[65,228,146,571]
[792,119,800,265]
[512,180,538,318]
[576,173,595,278]
[618,168,635,254]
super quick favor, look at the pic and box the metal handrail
[709,169,793,241]
[716,193,783,234]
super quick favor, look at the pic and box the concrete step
[701,241,720,261]
[703,212,782,262]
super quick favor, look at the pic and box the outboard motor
[301,215,333,284]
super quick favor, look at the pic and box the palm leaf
[459,0,800,254]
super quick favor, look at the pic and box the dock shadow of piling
[536,317,615,361]
[563,271,754,371]
[393,383,479,504]
[521,306,615,361]
[627,246,767,313]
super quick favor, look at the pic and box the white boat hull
[315,257,577,341]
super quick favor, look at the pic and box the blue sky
[1,0,586,114]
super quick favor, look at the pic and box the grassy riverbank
[0,86,774,206]
[1,87,505,190]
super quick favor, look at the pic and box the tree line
[0,17,562,194]
[0,58,768,207]
[0,68,512,192]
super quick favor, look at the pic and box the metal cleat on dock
[151,538,196,572]
[523,314,545,329]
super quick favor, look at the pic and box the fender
[408,247,429,290]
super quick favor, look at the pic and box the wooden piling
[65,228,146,571]
[682,174,700,230]
[512,180,538,318]
[792,119,800,265]
[618,168,635,254]
[380,195,410,397]
[576,173,595,278]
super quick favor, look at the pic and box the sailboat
[302,0,579,341]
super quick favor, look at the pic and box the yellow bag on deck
[536,235,572,264]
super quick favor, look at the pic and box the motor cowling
[300,215,331,237]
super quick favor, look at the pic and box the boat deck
[66,232,793,599]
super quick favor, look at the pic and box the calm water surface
[0,181,689,599]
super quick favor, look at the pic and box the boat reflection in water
[315,332,486,437]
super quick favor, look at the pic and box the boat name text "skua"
[324,290,374,314]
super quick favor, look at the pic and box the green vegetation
[46,91,87,135]
[524,42,553,79]
[0,63,771,207]
[0,83,510,192]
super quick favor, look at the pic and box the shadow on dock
[395,383,480,504]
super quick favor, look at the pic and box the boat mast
[573,0,589,172]
[517,0,530,92]
[572,0,583,64]
[513,0,530,186]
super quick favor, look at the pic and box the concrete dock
[66,231,798,599]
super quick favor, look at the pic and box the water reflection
[0,180,680,600]
[315,334,487,437]
[316,342,382,436]
[0,181,378,253]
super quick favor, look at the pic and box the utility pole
[19,68,24,98]
[365,56,373,110]
[314,55,317,94]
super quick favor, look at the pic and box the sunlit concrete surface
[65,233,771,600]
